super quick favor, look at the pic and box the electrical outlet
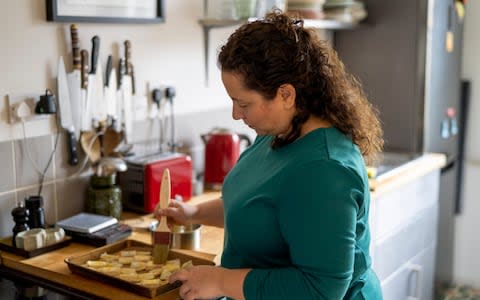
[2,93,55,143]
[6,94,36,124]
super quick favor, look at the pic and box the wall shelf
[199,17,363,85]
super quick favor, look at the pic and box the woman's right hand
[154,200,198,227]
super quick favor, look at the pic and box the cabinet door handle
[407,264,423,300]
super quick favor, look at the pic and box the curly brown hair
[218,10,383,164]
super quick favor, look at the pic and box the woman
[156,10,384,300]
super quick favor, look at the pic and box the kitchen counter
[369,153,446,197]
[0,153,445,299]
[0,192,223,300]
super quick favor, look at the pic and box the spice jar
[86,174,122,219]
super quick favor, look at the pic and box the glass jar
[86,174,122,219]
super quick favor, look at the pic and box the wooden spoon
[80,131,101,163]
[103,127,124,157]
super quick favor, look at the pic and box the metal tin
[170,224,201,250]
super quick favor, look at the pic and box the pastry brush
[152,168,171,264]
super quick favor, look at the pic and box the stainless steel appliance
[334,0,467,286]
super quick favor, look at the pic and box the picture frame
[46,0,164,24]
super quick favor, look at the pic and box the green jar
[86,174,122,219]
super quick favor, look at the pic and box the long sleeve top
[221,127,382,299]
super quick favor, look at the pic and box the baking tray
[0,236,72,258]
[64,239,215,298]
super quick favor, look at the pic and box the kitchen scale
[57,213,132,246]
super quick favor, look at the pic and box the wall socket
[2,93,56,143]
[6,94,39,124]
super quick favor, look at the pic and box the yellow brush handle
[157,168,171,231]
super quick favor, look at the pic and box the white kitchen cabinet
[380,244,436,300]
[371,169,441,300]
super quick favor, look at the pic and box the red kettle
[202,128,252,190]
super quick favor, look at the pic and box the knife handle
[90,35,100,74]
[124,40,131,74]
[129,64,136,94]
[105,55,112,87]
[81,49,89,89]
[66,129,79,166]
[70,24,81,70]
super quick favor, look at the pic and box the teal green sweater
[221,127,382,299]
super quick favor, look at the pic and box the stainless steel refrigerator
[333,0,466,285]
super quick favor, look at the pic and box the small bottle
[25,196,46,229]
[12,203,30,247]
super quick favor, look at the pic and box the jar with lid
[86,174,122,219]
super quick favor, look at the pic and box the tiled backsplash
[0,106,254,238]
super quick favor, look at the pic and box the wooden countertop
[0,192,223,300]
[0,154,445,299]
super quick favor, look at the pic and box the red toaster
[118,152,192,213]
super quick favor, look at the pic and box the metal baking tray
[64,239,215,298]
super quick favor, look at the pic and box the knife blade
[57,56,79,166]
[67,24,82,141]
[121,74,133,144]
[105,55,117,121]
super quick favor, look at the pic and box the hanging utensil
[57,56,79,166]
[67,24,82,141]
[104,55,118,121]
[88,35,106,124]
[80,49,90,131]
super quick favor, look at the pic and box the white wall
[0,1,236,129]
[454,0,480,287]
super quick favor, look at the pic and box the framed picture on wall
[46,0,164,23]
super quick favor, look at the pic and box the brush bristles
[153,244,169,264]
[152,231,171,264]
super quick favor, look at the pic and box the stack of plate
[323,1,367,23]
[287,0,326,19]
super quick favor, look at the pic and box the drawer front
[381,244,436,300]
[373,202,438,280]
[373,171,440,241]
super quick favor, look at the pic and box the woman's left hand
[169,265,225,300]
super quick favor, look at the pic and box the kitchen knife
[121,74,133,143]
[57,56,79,166]
[105,55,112,87]
[104,55,117,120]
[67,24,82,141]
[80,49,90,131]
[88,35,105,124]
[116,58,127,132]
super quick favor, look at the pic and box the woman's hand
[154,200,198,227]
[169,265,225,300]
